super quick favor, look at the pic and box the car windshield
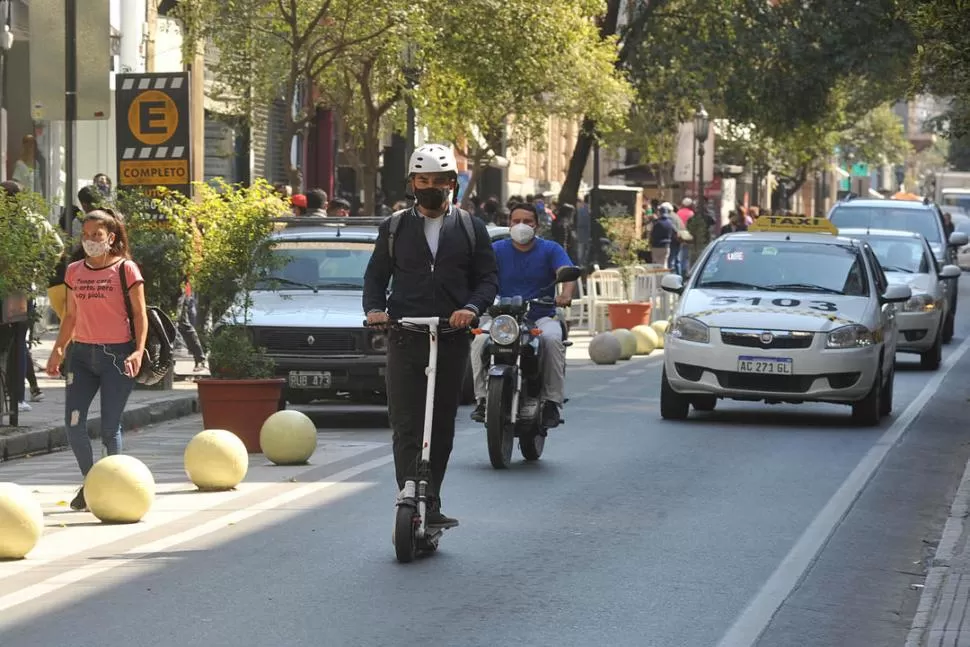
[258,241,375,290]
[829,205,942,243]
[857,236,931,274]
[696,240,869,296]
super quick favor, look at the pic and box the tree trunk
[461,151,488,209]
[361,123,381,217]
[557,118,596,207]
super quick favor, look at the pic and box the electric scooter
[366,316,459,563]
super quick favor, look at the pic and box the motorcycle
[477,265,582,469]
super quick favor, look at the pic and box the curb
[904,455,970,647]
[0,394,199,463]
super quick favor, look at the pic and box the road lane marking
[0,455,394,615]
[716,333,970,647]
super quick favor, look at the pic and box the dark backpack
[387,205,477,261]
[119,260,177,386]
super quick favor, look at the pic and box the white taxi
[838,228,962,370]
[659,216,912,426]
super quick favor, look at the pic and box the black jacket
[363,207,498,320]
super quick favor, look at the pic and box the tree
[837,104,912,168]
[418,0,631,204]
[178,0,397,187]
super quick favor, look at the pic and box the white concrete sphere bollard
[589,332,622,365]
[260,410,317,466]
[650,320,670,349]
[184,429,249,491]
[631,325,661,355]
[611,328,638,360]
[0,483,44,559]
[84,455,155,524]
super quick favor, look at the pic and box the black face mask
[414,187,448,210]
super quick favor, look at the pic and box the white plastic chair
[587,269,626,333]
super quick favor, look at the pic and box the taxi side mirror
[661,273,684,294]
[881,284,912,304]
[949,231,969,247]
[940,264,962,279]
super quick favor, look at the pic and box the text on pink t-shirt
[65,259,144,344]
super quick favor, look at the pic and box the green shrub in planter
[0,189,63,300]
[206,326,274,380]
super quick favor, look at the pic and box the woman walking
[45,209,147,511]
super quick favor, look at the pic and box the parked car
[828,196,968,341]
[243,216,509,407]
[838,228,961,369]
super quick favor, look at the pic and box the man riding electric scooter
[470,203,576,428]
[363,143,498,531]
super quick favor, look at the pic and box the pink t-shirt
[65,259,144,344]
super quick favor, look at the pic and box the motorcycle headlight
[670,316,709,344]
[489,314,520,346]
[826,324,874,349]
[902,293,936,313]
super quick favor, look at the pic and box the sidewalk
[0,337,203,463]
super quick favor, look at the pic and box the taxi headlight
[670,316,709,344]
[489,314,520,346]
[902,293,936,313]
[826,324,874,349]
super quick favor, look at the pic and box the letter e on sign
[127,90,178,146]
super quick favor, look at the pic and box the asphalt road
[2,283,970,647]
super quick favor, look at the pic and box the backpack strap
[118,260,136,341]
[387,206,477,260]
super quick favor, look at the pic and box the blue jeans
[64,342,136,477]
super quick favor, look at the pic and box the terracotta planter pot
[196,378,286,453]
[608,302,653,330]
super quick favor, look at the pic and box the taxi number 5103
[710,296,838,312]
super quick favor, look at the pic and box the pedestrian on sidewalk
[177,276,206,372]
[45,209,147,512]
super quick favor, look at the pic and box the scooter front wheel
[393,504,417,563]
[486,376,515,469]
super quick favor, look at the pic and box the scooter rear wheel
[486,376,515,469]
[393,505,417,563]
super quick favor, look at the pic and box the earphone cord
[99,344,130,377]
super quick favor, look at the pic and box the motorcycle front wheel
[486,375,515,469]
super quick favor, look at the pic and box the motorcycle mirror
[555,265,582,283]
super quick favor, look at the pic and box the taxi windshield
[829,206,942,243]
[696,240,869,296]
[856,236,931,274]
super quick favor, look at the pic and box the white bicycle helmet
[408,144,458,175]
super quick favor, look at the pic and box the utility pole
[185,39,204,189]
[145,0,157,72]
[63,0,78,233]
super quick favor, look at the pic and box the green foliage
[206,325,275,380]
[160,179,287,330]
[115,189,193,318]
[178,0,399,182]
[0,190,63,297]
[838,104,912,167]
[599,213,647,271]
[417,0,632,194]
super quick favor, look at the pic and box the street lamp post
[402,43,419,169]
[0,0,13,182]
[694,104,709,207]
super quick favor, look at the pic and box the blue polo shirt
[493,237,574,320]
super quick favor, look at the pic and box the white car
[660,216,912,426]
[838,228,961,369]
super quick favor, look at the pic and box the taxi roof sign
[747,215,839,235]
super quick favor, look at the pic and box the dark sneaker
[426,508,459,528]
[541,401,562,428]
[470,399,486,423]
[70,487,87,511]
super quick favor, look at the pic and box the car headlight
[670,316,709,343]
[826,324,874,349]
[902,293,936,313]
[489,314,520,345]
[369,331,388,352]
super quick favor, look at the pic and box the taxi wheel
[879,365,894,417]
[851,363,882,427]
[691,395,717,412]
[920,331,943,370]
[660,368,690,420]
[942,311,955,344]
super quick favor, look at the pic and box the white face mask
[82,239,111,257]
[510,223,536,245]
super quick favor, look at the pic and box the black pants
[177,295,205,363]
[386,328,470,499]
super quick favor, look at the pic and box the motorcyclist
[469,203,575,428]
[363,144,498,528]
